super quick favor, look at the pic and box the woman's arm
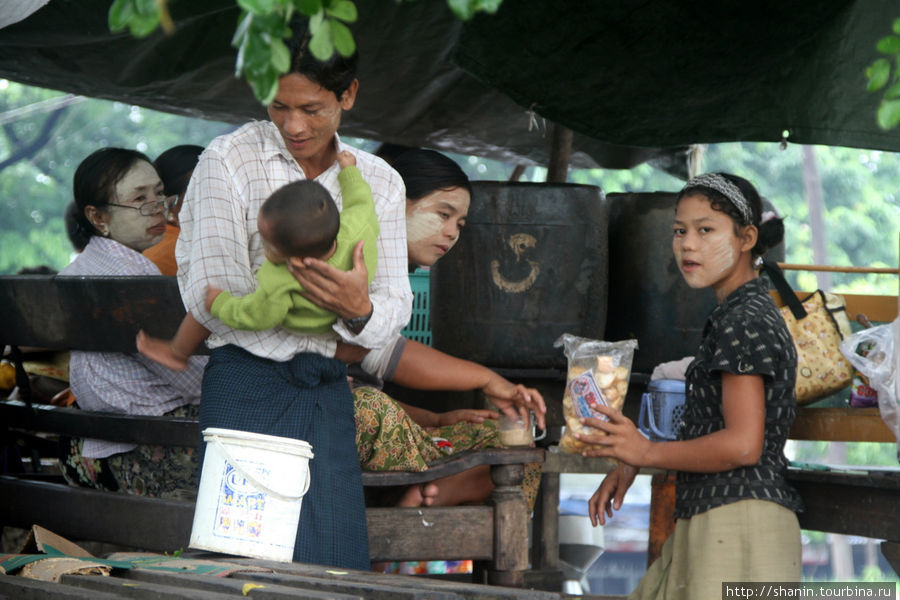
[390,339,547,428]
[576,372,765,473]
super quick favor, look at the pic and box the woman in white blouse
[59,147,206,499]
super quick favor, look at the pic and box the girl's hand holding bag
[762,260,853,405]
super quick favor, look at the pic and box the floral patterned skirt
[353,386,541,509]
[59,403,200,500]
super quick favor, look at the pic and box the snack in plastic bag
[840,319,900,460]
[553,333,638,454]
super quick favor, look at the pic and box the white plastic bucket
[189,427,314,562]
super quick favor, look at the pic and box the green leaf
[866,58,891,92]
[308,22,334,60]
[129,13,162,37]
[330,20,355,56]
[893,17,900,35]
[884,81,900,100]
[309,10,324,33]
[250,67,278,104]
[473,0,503,14]
[294,0,324,16]
[231,11,254,46]
[876,99,900,130]
[244,33,271,71]
[325,0,357,23]
[108,0,134,31]
[238,0,274,14]
[446,0,475,20]
[270,39,291,73]
[876,35,900,55]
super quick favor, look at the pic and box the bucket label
[568,370,610,421]
[213,461,268,542]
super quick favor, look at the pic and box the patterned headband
[682,173,753,225]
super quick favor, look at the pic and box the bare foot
[136,330,189,371]
[396,482,439,507]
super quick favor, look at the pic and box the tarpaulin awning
[0,0,896,173]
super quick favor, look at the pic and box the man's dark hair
[284,17,359,99]
[261,180,340,258]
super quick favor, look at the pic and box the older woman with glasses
[58,147,206,499]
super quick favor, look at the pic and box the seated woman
[58,147,206,499]
[343,148,546,508]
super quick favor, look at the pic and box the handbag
[762,261,853,405]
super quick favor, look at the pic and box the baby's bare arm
[337,150,356,168]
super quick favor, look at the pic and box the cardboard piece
[17,525,94,557]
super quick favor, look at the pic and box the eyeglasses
[104,196,176,217]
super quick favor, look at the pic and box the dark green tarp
[455,0,899,152]
[0,0,685,171]
[1,0,896,171]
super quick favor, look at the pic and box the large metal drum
[604,192,785,374]
[431,182,608,369]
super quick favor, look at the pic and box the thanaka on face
[406,187,470,268]
[266,73,358,180]
[89,160,167,252]
[672,193,757,303]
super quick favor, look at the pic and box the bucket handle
[209,434,311,502]
[639,392,671,440]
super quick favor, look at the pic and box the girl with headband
[575,173,802,598]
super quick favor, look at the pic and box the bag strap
[761,259,807,320]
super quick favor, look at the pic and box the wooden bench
[0,274,543,587]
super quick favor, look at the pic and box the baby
[138,150,378,370]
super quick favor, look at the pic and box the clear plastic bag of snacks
[553,333,639,454]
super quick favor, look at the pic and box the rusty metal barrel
[431,182,608,369]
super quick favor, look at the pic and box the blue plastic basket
[638,379,686,441]
[401,269,432,346]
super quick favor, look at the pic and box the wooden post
[485,463,529,587]
[546,123,573,183]
[647,471,676,567]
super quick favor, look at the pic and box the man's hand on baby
[337,150,356,168]
[289,240,371,319]
[205,286,223,311]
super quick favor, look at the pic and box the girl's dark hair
[284,18,358,99]
[261,180,340,258]
[677,172,784,258]
[154,145,203,198]
[72,147,154,238]
[392,149,472,202]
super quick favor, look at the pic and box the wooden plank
[234,571,462,600]
[0,575,124,600]
[777,263,900,276]
[2,400,200,446]
[366,506,494,561]
[59,572,236,600]
[124,570,364,599]
[787,470,900,540]
[361,448,542,487]
[225,558,564,600]
[0,476,194,552]
[0,275,189,353]
[790,407,895,442]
